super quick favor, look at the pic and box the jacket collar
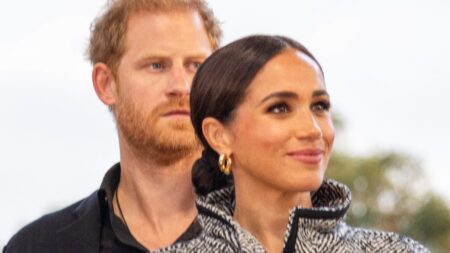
[196,179,351,252]
[55,190,105,253]
[53,164,122,253]
[282,180,351,252]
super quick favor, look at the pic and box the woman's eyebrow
[259,91,298,105]
[312,89,329,98]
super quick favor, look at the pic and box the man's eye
[267,103,290,114]
[150,62,163,69]
[187,62,202,72]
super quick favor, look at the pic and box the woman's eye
[311,101,331,112]
[267,103,290,114]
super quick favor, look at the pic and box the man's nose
[166,65,190,97]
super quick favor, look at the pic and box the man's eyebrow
[135,55,167,64]
[185,53,210,59]
[259,91,298,105]
[135,53,209,64]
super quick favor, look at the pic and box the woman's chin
[273,174,324,194]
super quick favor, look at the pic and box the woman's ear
[92,62,118,106]
[202,117,233,155]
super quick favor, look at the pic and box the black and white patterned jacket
[185,179,428,252]
[153,180,429,252]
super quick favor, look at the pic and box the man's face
[113,10,212,161]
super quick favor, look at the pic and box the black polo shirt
[98,164,201,252]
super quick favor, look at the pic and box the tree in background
[327,118,450,252]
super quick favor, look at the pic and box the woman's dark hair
[190,35,323,195]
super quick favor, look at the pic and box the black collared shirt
[98,164,201,253]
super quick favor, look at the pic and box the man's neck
[114,138,201,250]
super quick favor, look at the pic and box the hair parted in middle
[190,35,324,195]
[86,0,222,74]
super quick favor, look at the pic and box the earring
[218,154,232,175]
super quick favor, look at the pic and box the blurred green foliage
[326,115,450,252]
[326,150,450,252]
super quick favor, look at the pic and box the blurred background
[1,0,449,252]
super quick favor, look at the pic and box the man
[4,0,221,252]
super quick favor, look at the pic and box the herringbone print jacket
[151,180,429,253]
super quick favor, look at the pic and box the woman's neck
[233,178,312,253]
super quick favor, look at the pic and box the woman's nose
[295,108,322,140]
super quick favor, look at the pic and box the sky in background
[1,0,449,246]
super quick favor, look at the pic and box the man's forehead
[123,10,211,53]
[117,10,212,66]
[126,9,203,33]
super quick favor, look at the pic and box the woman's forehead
[244,50,325,97]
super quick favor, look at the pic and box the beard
[114,93,199,165]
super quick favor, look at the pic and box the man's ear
[202,117,233,155]
[92,63,118,106]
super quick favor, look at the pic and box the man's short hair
[87,0,222,74]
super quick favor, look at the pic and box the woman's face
[226,49,334,193]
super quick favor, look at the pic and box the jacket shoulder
[346,226,430,253]
[3,191,100,253]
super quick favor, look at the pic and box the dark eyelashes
[313,101,331,111]
[266,100,331,114]
[266,102,290,114]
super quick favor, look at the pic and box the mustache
[155,97,190,114]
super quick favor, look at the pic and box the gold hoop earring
[218,154,232,175]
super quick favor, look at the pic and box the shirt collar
[98,163,148,251]
[98,163,202,251]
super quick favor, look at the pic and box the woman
[187,35,429,253]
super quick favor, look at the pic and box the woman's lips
[287,149,324,164]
